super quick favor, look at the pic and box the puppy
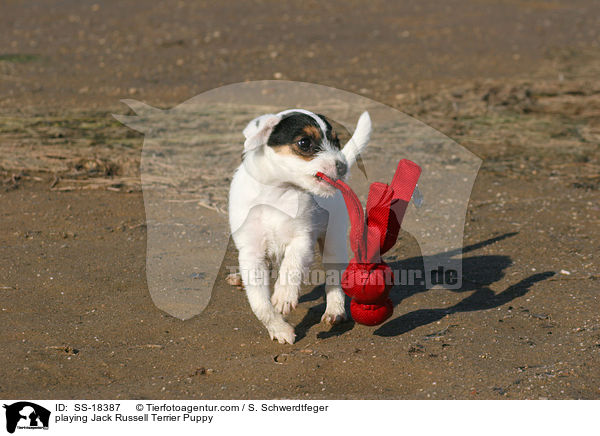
[228,109,371,344]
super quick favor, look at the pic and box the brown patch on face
[267,112,325,159]
[318,115,350,150]
[302,125,322,143]
[271,143,315,161]
[329,130,340,149]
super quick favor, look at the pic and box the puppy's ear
[342,111,371,168]
[243,114,281,152]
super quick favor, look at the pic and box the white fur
[229,110,371,344]
[341,111,371,168]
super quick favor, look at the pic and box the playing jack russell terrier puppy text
[228,109,372,344]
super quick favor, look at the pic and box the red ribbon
[316,159,421,326]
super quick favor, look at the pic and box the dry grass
[1,50,599,197]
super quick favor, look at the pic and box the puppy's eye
[297,138,312,152]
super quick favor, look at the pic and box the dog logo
[3,402,50,433]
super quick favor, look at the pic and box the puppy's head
[243,109,366,197]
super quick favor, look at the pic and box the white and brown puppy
[228,109,371,344]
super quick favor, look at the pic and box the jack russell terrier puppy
[228,109,371,344]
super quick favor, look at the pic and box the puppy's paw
[322,288,347,325]
[267,320,296,344]
[321,310,348,325]
[271,297,298,316]
[271,286,298,316]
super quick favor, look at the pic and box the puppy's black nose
[336,160,347,178]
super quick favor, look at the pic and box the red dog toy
[316,159,421,326]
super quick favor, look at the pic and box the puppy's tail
[342,111,371,168]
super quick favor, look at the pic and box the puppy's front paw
[321,310,348,325]
[267,319,296,344]
[271,285,298,316]
[322,288,347,325]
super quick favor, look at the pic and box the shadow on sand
[295,232,554,341]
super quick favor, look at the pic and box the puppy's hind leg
[238,249,296,344]
[320,210,349,325]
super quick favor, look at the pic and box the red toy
[316,159,421,326]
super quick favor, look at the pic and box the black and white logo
[3,402,50,433]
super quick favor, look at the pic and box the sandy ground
[0,0,599,399]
